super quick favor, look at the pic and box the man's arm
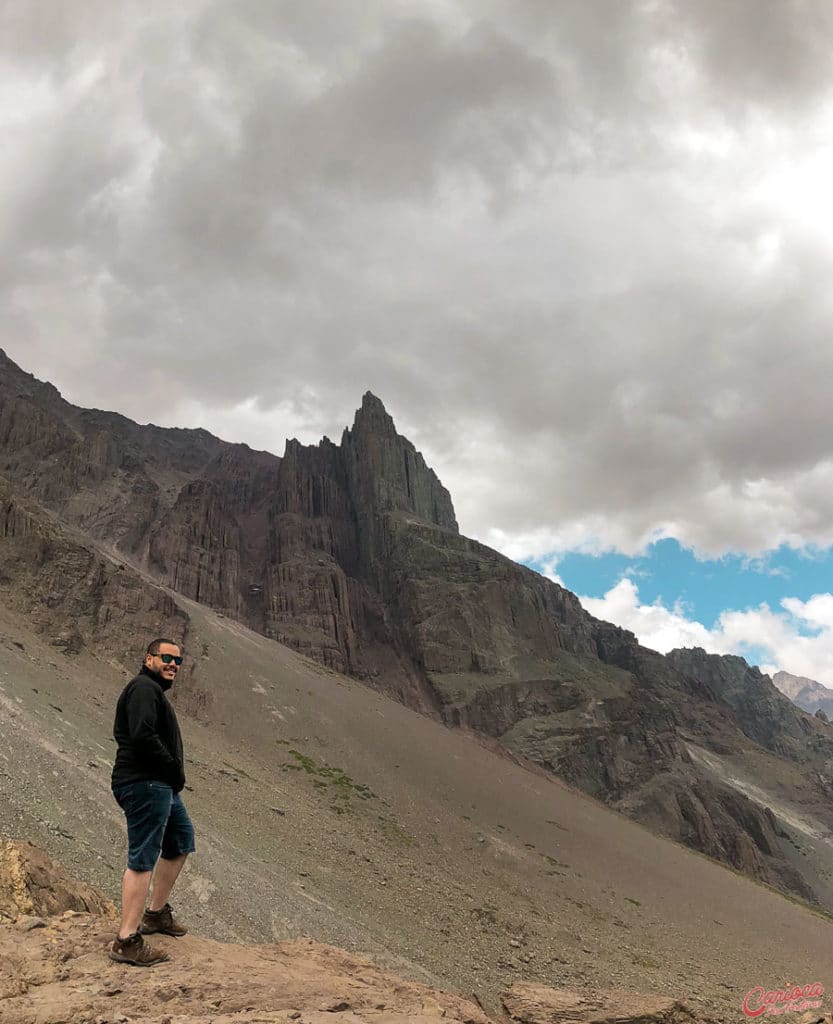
[125,681,183,787]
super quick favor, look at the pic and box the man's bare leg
[149,853,188,911]
[118,868,152,938]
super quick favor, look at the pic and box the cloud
[581,578,833,686]
[668,0,833,114]
[3,2,833,560]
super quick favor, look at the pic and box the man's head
[144,638,183,684]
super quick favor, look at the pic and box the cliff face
[667,648,833,766]
[0,476,188,669]
[148,445,281,624]
[2,349,833,908]
[0,348,228,554]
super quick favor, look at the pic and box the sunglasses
[158,653,183,666]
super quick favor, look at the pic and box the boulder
[0,840,115,921]
[502,981,704,1024]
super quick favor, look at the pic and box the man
[109,638,195,966]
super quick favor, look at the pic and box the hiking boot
[140,903,188,937]
[109,932,169,966]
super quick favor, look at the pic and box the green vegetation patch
[280,749,376,801]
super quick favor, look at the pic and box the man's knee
[124,867,153,881]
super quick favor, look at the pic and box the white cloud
[580,579,833,686]
[782,593,833,630]
[581,579,715,654]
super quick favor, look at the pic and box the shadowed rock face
[0,477,188,667]
[667,648,833,769]
[2,348,833,907]
[0,349,226,551]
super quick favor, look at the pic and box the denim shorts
[113,781,196,872]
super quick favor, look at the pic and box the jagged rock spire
[342,393,457,533]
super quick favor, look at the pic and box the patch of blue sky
[731,643,772,670]
[527,537,833,631]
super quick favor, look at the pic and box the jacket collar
[140,664,173,692]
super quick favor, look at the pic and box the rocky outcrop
[0,841,115,921]
[0,912,490,1024]
[502,981,705,1024]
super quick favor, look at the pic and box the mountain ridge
[774,669,833,720]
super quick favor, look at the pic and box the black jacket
[111,667,185,792]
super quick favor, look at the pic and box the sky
[2,1,833,685]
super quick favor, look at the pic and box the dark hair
[146,638,181,657]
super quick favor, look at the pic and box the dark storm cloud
[3,1,833,558]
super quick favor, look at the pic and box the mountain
[773,669,833,720]
[3,348,833,917]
